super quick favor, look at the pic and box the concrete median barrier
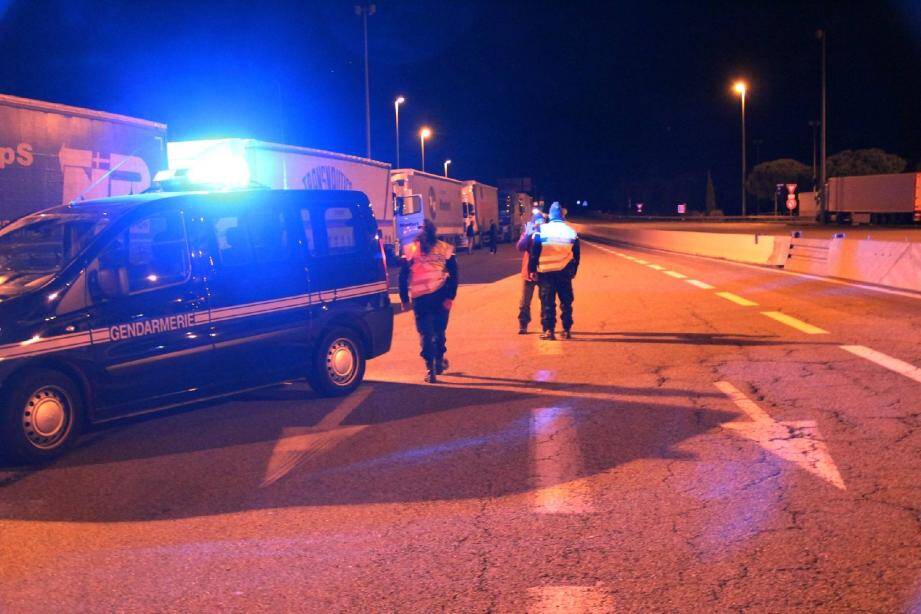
[576,223,921,294]
[573,224,788,266]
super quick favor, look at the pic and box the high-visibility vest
[406,240,454,298]
[537,221,578,273]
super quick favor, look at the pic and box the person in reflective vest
[399,219,459,383]
[516,210,544,334]
[528,202,580,340]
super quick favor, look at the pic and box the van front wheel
[0,369,83,465]
[308,328,366,397]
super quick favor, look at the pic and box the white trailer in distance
[461,180,499,247]
[391,168,465,251]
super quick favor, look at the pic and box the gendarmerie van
[0,189,392,464]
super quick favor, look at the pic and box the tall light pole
[443,159,452,177]
[733,80,748,217]
[817,29,828,223]
[394,96,405,167]
[355,3,375,158]
[419,127,431,173]
[809,120,820,191]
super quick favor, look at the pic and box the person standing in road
[400,219,459,383]
[465,220,475,254]
[516,211,544,334]
[488,219,498,254]
[529,202,580,340]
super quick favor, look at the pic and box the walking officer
[399,219,459,383]
[529,202,580,340]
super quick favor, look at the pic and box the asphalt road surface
[2,231,920,612]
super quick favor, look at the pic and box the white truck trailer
[461,180,499,247]
[499,191,534,241]
[823,173,921,224]
[391,169,465,249]
[166,138,396,251]
[0,94,167,223]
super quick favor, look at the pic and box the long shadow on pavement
[0,379,737,523]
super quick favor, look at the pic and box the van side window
[324,206,357,255]
[92,210,190,298]
[248,209,289,264]
[298,209,317,254]
[213,209,290,267]
[214,217,254,267]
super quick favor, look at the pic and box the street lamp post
[419,127,431,173]
[817,29,828,223]
[733,81,748,217]
[443,159,451,177]
[809,120,820,191]
[355,3,376,158]
[394,96,405,167]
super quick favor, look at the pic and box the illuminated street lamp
[733,80,748,216]
[443,159,452,177]
[394,96,405,167]
[419,127,431,173]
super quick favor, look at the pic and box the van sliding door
[205,193,312,387]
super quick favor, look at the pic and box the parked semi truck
[461,180,499,247]
[391,169,465,250]
[165,138,395,251]
[499,191,533,241]
[0,94,167,223]
[802,173,921,224]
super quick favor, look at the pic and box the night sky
[0,0,918,213]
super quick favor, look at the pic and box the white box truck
[166,138,396,251]
[391,168,465,250]
[461,180,499,246]
[499,191,534,241]
[824,173,921,224]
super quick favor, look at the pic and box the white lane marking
[531,406,594,514]
[317,386,374,430]
[761,311,829,335]
[715,381,846,490]
[260,425,366,488]
[664,270,688,279]
[528,586,612,613]
[840,345,921,384]
[261,386,374,487]
[715,291,758,307]
[633,259,649,264]
[686,279,715,289]
[647,264,666,270]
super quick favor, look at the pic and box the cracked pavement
[1,226,920,612]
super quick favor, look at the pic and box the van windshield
[0,212,110,298]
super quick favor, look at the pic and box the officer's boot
[425,360,438,383]
[436,357,449,375]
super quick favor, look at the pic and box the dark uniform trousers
[518,279,538,327]
[538,270,574,332]
[413,286,451,363]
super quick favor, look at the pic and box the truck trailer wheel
[307,327,366,397]
[0,369,83,465]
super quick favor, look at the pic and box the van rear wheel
[0,369,83,465]
[308,327,366,397]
